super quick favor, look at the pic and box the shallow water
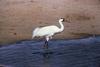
[0,37,100,67]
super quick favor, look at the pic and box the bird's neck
[59,21,64,32]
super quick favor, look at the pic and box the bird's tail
[32,35,35,39]
[33,27,40,34]
[32,27,40,39]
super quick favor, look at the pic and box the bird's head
[59,18,65,22]
[59,18,71,23]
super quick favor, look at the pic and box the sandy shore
[0,0,100,44]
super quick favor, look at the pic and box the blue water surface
[0,36,100,67]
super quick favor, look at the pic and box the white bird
[32,18,65,48]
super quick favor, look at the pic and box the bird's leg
[44,40,48,49]
[44,37,49,49]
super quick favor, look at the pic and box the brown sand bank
[0,0,100,44]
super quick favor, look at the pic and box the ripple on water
[0,36,100,67]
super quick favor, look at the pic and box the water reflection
[42,47,53,67]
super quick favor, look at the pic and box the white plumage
[32,18,64,42]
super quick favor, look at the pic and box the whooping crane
[32,18,65,48]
